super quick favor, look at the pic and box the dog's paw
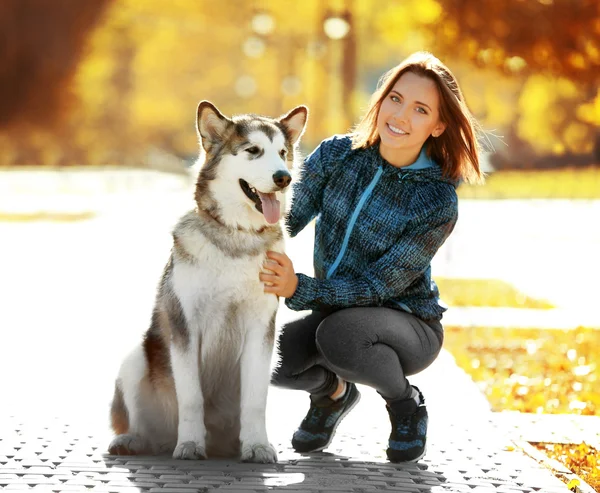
[241,442,278,463]
[173,441,206,460]
[108,434,147,456]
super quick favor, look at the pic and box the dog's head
[194,101,308,230]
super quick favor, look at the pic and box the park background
[0,0,598,490]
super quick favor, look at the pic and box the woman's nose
[393,105,408,122]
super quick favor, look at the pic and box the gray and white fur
[108,101,308,462]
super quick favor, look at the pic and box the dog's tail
[110,381,129,435]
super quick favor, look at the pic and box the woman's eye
[416,107,427,114]
[391,95,400,103]
[246,146,260,155]
[279,149,287,159]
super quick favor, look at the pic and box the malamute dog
[108,101,308,462]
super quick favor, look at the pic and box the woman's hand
[260,251,298,298]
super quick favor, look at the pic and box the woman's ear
[432,122,446,138]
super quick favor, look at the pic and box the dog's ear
[197,101,230,149]
[279,106,308,145]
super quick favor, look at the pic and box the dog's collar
[196,207,267,234]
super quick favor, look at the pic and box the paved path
[1,344,586,492]
[1,169,598,491]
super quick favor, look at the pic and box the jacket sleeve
[285,138,333,238]
[285,200,458,311]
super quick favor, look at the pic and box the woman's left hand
[260,251,298,298]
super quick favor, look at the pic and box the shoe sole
[296,390,362,454]
[387,444,427,463]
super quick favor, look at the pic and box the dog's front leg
[171,331,206,460]
[239,318,277,463]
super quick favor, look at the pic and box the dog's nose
[273,170,292,189]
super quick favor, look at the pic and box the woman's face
[376,71,446,165]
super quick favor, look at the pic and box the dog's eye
[246,146,260,155]
[279,149,287,159]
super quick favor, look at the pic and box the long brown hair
[352,52,484,184]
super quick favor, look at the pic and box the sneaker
[291,382,361,453]
[386,386,428,462]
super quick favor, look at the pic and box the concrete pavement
[1,338,586,492]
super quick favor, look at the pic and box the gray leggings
[272,307,443,402]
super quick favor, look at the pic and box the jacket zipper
[326,166,384,279]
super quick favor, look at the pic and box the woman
[260,51,484,462]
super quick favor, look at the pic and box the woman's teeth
[388,124,407,135]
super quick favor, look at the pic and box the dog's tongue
[258,192,280,224]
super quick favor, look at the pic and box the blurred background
[1,0,599,488]
[1,0,599,169]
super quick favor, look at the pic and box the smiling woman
[376,72,447,167]
[352,51,485,184]
[266,51,487,464]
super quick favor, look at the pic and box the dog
[107,101,308,462]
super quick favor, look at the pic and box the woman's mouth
[387,123,408,136]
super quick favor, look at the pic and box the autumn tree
[1,0,597,168]
[431,0,600,168]
[0,0,112,130]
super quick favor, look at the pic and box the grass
[444,325,600,491]
[434,278,554,309]
[458,167,600,200]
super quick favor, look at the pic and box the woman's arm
[285,137,337,237]
[267,202,458,310]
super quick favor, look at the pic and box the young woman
[260,51,484,462]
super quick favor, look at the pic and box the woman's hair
[352,51,484,184]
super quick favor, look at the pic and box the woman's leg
[314,306,443,402]
[271,309,361,454]
[271,310,338,398]
[314,306,443,462]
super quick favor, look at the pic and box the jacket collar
[367,143,458,186]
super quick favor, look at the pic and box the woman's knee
[272,334,305,386]
[270,362,295,388]
[315,319,367,370]
[276,314,319,367]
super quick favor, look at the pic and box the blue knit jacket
[284,134,458,322]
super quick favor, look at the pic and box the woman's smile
[386,123,408,136]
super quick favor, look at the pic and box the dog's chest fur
[170,211,283,324]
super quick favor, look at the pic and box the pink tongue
[258,192,280,224]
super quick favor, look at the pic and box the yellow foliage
[445,328,600,491]
[1,0,597,165]
[413,0,442,24]
[434,278,554,309]
[374,4,418,45]
[517,76,557,152]
[504,56,527,73]
[566,478,580,490]
[444,326,600,415]
[441,21,459,43]
[374,0,441,47]
[517,75,588,155]
[535,443,599,492]
[0,212,96,222]
[564,123,594,153]
[483,84,520,127]
[577,89,600,125]
[584,38,600,62]
[458,168,600,200]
